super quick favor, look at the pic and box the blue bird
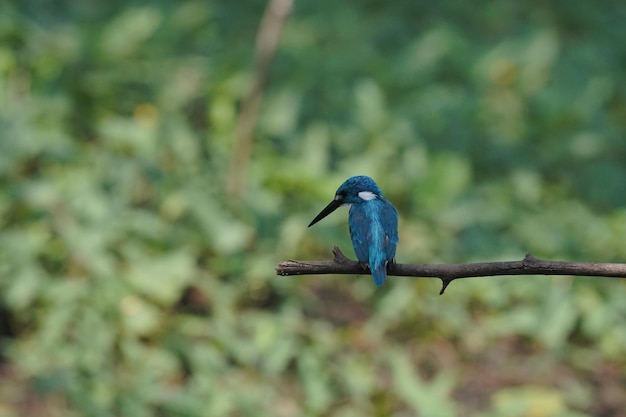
[308,176,399,286]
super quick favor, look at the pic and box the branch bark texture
[276,247,626,294]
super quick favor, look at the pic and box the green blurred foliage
[1,0,626,416]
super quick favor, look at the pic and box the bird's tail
[371,261,388,286]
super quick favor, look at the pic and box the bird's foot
[358,261,369,272]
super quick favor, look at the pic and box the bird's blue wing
[348,205,370,263]
[380,199,399,262]
[349,199,399,286]
[371,199,398,285]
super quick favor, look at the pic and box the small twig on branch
[276,246,626,294]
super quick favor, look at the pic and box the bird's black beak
[308,199,342,227]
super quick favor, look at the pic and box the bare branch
[226,0,293,200]
[276,246,626,294]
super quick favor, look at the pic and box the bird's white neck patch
[358,191,378,201]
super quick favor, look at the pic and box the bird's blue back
[348,196,398,286]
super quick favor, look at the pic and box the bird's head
[308,176,383,227]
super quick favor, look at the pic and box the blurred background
[1,0,626,416]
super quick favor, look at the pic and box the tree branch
[276,246,626,294]
[226,0,293,200]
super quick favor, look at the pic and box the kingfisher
[308,176,399,286]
